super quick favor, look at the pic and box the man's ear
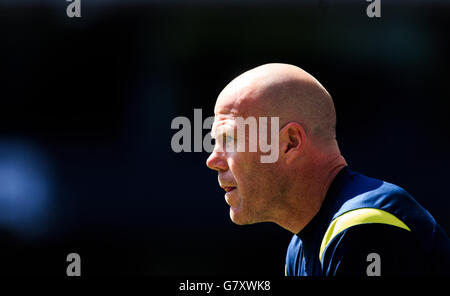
[279,122,306,165]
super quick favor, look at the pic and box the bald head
[208,63,346,232]
[216,63,336,146]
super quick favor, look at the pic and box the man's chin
[229,207,251,225]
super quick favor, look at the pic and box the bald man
[206,63,450,276]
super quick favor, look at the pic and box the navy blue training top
[285,166,450,276]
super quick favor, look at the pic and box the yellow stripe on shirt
[319,208,411,262]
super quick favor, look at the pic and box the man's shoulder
[334,169,434,226]
[319,169,449,274]
[323,169,441,255]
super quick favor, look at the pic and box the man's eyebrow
[211,125,234,139]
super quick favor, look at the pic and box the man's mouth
[223,186,236,193]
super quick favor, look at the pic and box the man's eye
[223,135,234,144]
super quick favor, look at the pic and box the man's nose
[206,150,228,172]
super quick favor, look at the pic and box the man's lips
[221,185,237,192]
[223,187,236,193]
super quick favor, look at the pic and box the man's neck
[274,155,347,234]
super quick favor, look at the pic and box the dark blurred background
[0,0,449,275]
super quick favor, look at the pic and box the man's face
[206,89,281,225]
